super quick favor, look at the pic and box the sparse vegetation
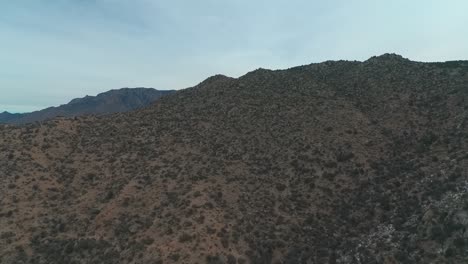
[1,55,467,263]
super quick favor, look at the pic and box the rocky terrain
[0,88,174,124]
[0,54,467,263]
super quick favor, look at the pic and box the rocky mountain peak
[366,53,410,63]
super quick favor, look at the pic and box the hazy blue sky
[1,0,467,112]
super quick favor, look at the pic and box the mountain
[0,88,175,124]
[1,54,468,263]
[0,111,22,123]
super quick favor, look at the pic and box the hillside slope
[0,88,174,124]
[1,54,467,263]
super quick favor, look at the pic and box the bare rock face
[1,55,468,263]
[0,88,175,124]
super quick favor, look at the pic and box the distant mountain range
[0,112,22,123]
[0,88,175,124]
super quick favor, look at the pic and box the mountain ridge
[1,54,467,263]
[0,87,175,124]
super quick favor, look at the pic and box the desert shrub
[275,183,286,191]
[168,253,180,261]
[122,197,130,207]
[336,151,354,162]
[206,226,217,234]
[453,237,466,248]
[227,254,237,264]
[324,161,337,168]
[178,233,192,243]
[430,225,446,242]
[206,254,224,264]
[141,237,154,245]
[0,231,15,239]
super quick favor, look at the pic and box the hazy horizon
[1,0,468,113]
